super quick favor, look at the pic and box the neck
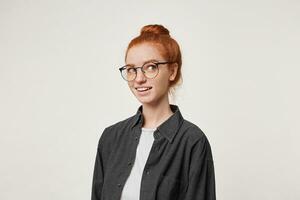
[141,98,174,129]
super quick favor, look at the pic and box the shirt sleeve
[183,135,216,200]
[91,127,108,200]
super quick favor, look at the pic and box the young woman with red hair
[91,24,216,200]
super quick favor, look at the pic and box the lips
[135,86,152,92]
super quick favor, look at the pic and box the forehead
[126,43,165,65]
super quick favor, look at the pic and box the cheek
[153,77,169,91]
[157,70,171,84]
[127,82,134,88]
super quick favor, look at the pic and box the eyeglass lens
[122,62,159,81]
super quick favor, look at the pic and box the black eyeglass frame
[118,61,175,81]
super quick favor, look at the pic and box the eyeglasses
[118,61,175,81]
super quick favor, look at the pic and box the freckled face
[125,43,173,105]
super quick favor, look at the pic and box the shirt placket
[139,129,163,200]
[116,126,163,200]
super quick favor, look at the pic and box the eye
[126,67,136,73]
[144,63,157,72]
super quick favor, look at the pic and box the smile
[135,87,152,92]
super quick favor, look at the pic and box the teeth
[136,87,151,91]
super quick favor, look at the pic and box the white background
[0,0,299,199]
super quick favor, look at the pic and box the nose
[135,68,146,82]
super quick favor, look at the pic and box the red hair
[125,24,183,98]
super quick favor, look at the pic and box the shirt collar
[130,104,184,143]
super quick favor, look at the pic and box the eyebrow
[126,59,160,67]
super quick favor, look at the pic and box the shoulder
[181,119,207,141]
[104,114,136,132]
[183,119,214,158]
[179,118,213,151]
[97,114,136,144]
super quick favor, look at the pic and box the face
[125,43,178,106]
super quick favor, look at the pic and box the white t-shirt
[120,127,157,200]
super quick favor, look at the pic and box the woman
[91,24,216,200]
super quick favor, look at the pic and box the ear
[169,63,178,81]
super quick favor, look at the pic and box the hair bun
[140,24,170,36]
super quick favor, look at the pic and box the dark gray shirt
[91,104,216,200]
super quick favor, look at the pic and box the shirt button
[117,183,122,187]
[145,170,150,175]
[128,162,132,166]
[135,136,139,140]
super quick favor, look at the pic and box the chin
[138,96,162,106]
[135,96,153,104]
